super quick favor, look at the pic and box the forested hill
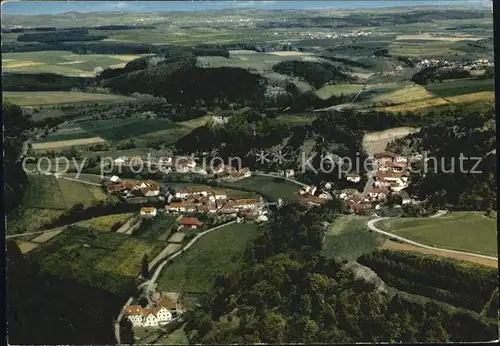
[388,108,496,211]
[183,203,497,343]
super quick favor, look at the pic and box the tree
[141,254,150,279]
[260,311,285,343]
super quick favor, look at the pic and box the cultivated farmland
[29,227,164,294]
[3,91,134,107]
[425,78,494,98]
[2,51,144,76]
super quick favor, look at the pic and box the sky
[1,1,492,16]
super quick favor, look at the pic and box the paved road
[366,216,498,261]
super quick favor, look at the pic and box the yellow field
[31,229,65,243]
[3,61,42,68]
[395,33,480,42]
[77,213,134,232]
[3,91,134,106]
[380,97,449,112]
[370,84,435,105]
[2,51,144,76]
[268,51,312,56]
[446,91,495,104]
[32,137,106,150]
[180,115,212,128]
[16,241,39,254]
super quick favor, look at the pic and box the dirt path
[382,241,498,268]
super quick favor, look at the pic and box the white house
[140,207,157,217]
[285,169,295,178]
[155,307,173,325]
[213,190,227,200]
[395,156,408,164]
[318,192,333,200]
[110,175,122,183]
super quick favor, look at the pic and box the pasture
[2,51,143,76]
[29,226,163,293]
[79,118,184,141]
[3,91,134,107]
[157,222,260,293]
[221,175,302,202]
[322,215,382,261]
[425,78,494,98]
[6,175,112,235]
[134,215,179,241]
[378,212,497,257]
[444,91,495,104]
[77,213,135,232]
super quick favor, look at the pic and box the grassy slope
[322,215,383,261]
[157,222,260,293]
[222,176,301,202]
[7,175,111,235]
[378,212,497,256]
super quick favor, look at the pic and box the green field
[221,175,301,202]
[76,213,135,232]
[134,215,179,241]
[378,212,497,256]
[157,222,260,293]
[7,175,112,235]
[29,226,164,294]
[3,91,134,107]
[315,83,365,100]
[425,78,495,98]
[3,51,144,76]
[322,215,383,261]
[78,118,184,141]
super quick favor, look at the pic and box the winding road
[114,220,237,344]
[366,216,498,261]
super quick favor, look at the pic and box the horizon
[1,0,492,16]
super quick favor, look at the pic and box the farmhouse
[166,202,187,213]
[285,169,295,178]
[222,167,252,181]
[178,217,204,229]
[233,199,260,210]
[124,296,180,328]
[367,187,388,201]
[175,186,212,199]
[304,195,328,206]
[140,207,157,217]
[374,152,397,165]
[213,190,227,200]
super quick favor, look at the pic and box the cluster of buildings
[105,176,161,198]
[166,186,269,222]
[300,30,372,40]
[416,58,493,70]
[347,151,413,213]
[124,295,183,328]
[110,155,254,181]
[296,184,334,207]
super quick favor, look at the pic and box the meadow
[29,226,164,294]
[76,213,135,232]
[378,212,497,257]
[322,215,382,261]
[157,222,260,293]
[76,118,184,142]
[3,91,134,107]
[221,175,302,202]
[133,215,179,242]
[7,175,112,235]
[425,78,494,98]
[2,51,143,76]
